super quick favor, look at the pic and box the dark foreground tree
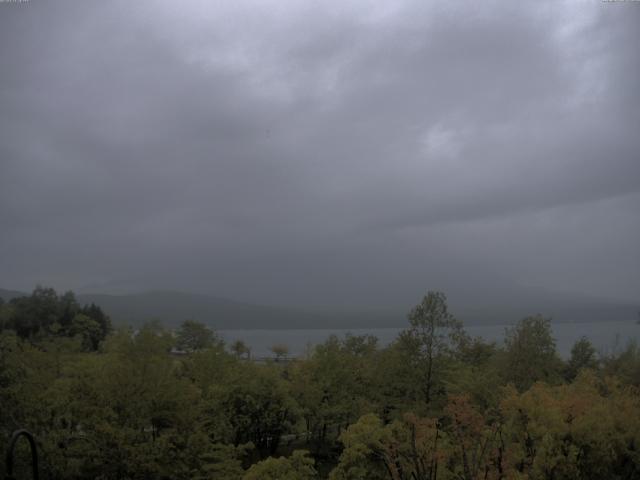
[398,291,467,405]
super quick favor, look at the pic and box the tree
[342,333,378,356]
[444,394,503,480]
[8,286,60,338]
[0,287,111,350]
[602,340,640,386]
[79,302,111,343]
[195,441,251,480]
[57,290,80,333]
[68,313,103,351]
[446,337,504,411]
[330,413,443,480]
[372,341,424,419]
[502,315,563,391]
[0,301,13,332]
[399,291,467,405]
[243,450,316,480]
[219,364,297,456]
[176,320,218,352]
[290,335,377,454]
[500,372,640,479]
[230,339,251,359]
[565,337,598,381]
[328,414,392,480]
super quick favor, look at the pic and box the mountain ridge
[1,288,637,329]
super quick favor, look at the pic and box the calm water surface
[220,320,640,359]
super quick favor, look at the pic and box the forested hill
[1,288,637,329]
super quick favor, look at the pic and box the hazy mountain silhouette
[0,288,26,301]
[1,288,637,329]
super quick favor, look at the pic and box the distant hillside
[0,288,398,329]
[1,288,637,329]
[74,291,402,329]
[0,288,26,302]
[455,302,639,327]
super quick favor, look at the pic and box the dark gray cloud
[1,0,638,309]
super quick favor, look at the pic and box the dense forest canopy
[0,286,111,350]
[1,287,639,479]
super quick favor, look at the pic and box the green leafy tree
[330,413,443,480]
[398,291,468,405]
[243,450,316,480]
[445,338,504,411]
[79,302,111,343]
[230,339,251,359]
[290,335,377,453]
[8,286,60,338]
[57,290,80,334]
[0,301,14,331]
[565,336,598,381]
[176,319,218,352]
[502,315,563,391]
[602,340,640,386]
[372,340,425,419]
[342,333,378,356]
[195,441,251,480]
[329,414,394,480]
[68,313,103,351]
[1,287,110,349]
[219,363,297,456]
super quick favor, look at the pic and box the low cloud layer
[1,0,638,309]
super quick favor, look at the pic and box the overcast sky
[1,0,638,309]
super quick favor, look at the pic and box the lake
[219,320,640,359]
